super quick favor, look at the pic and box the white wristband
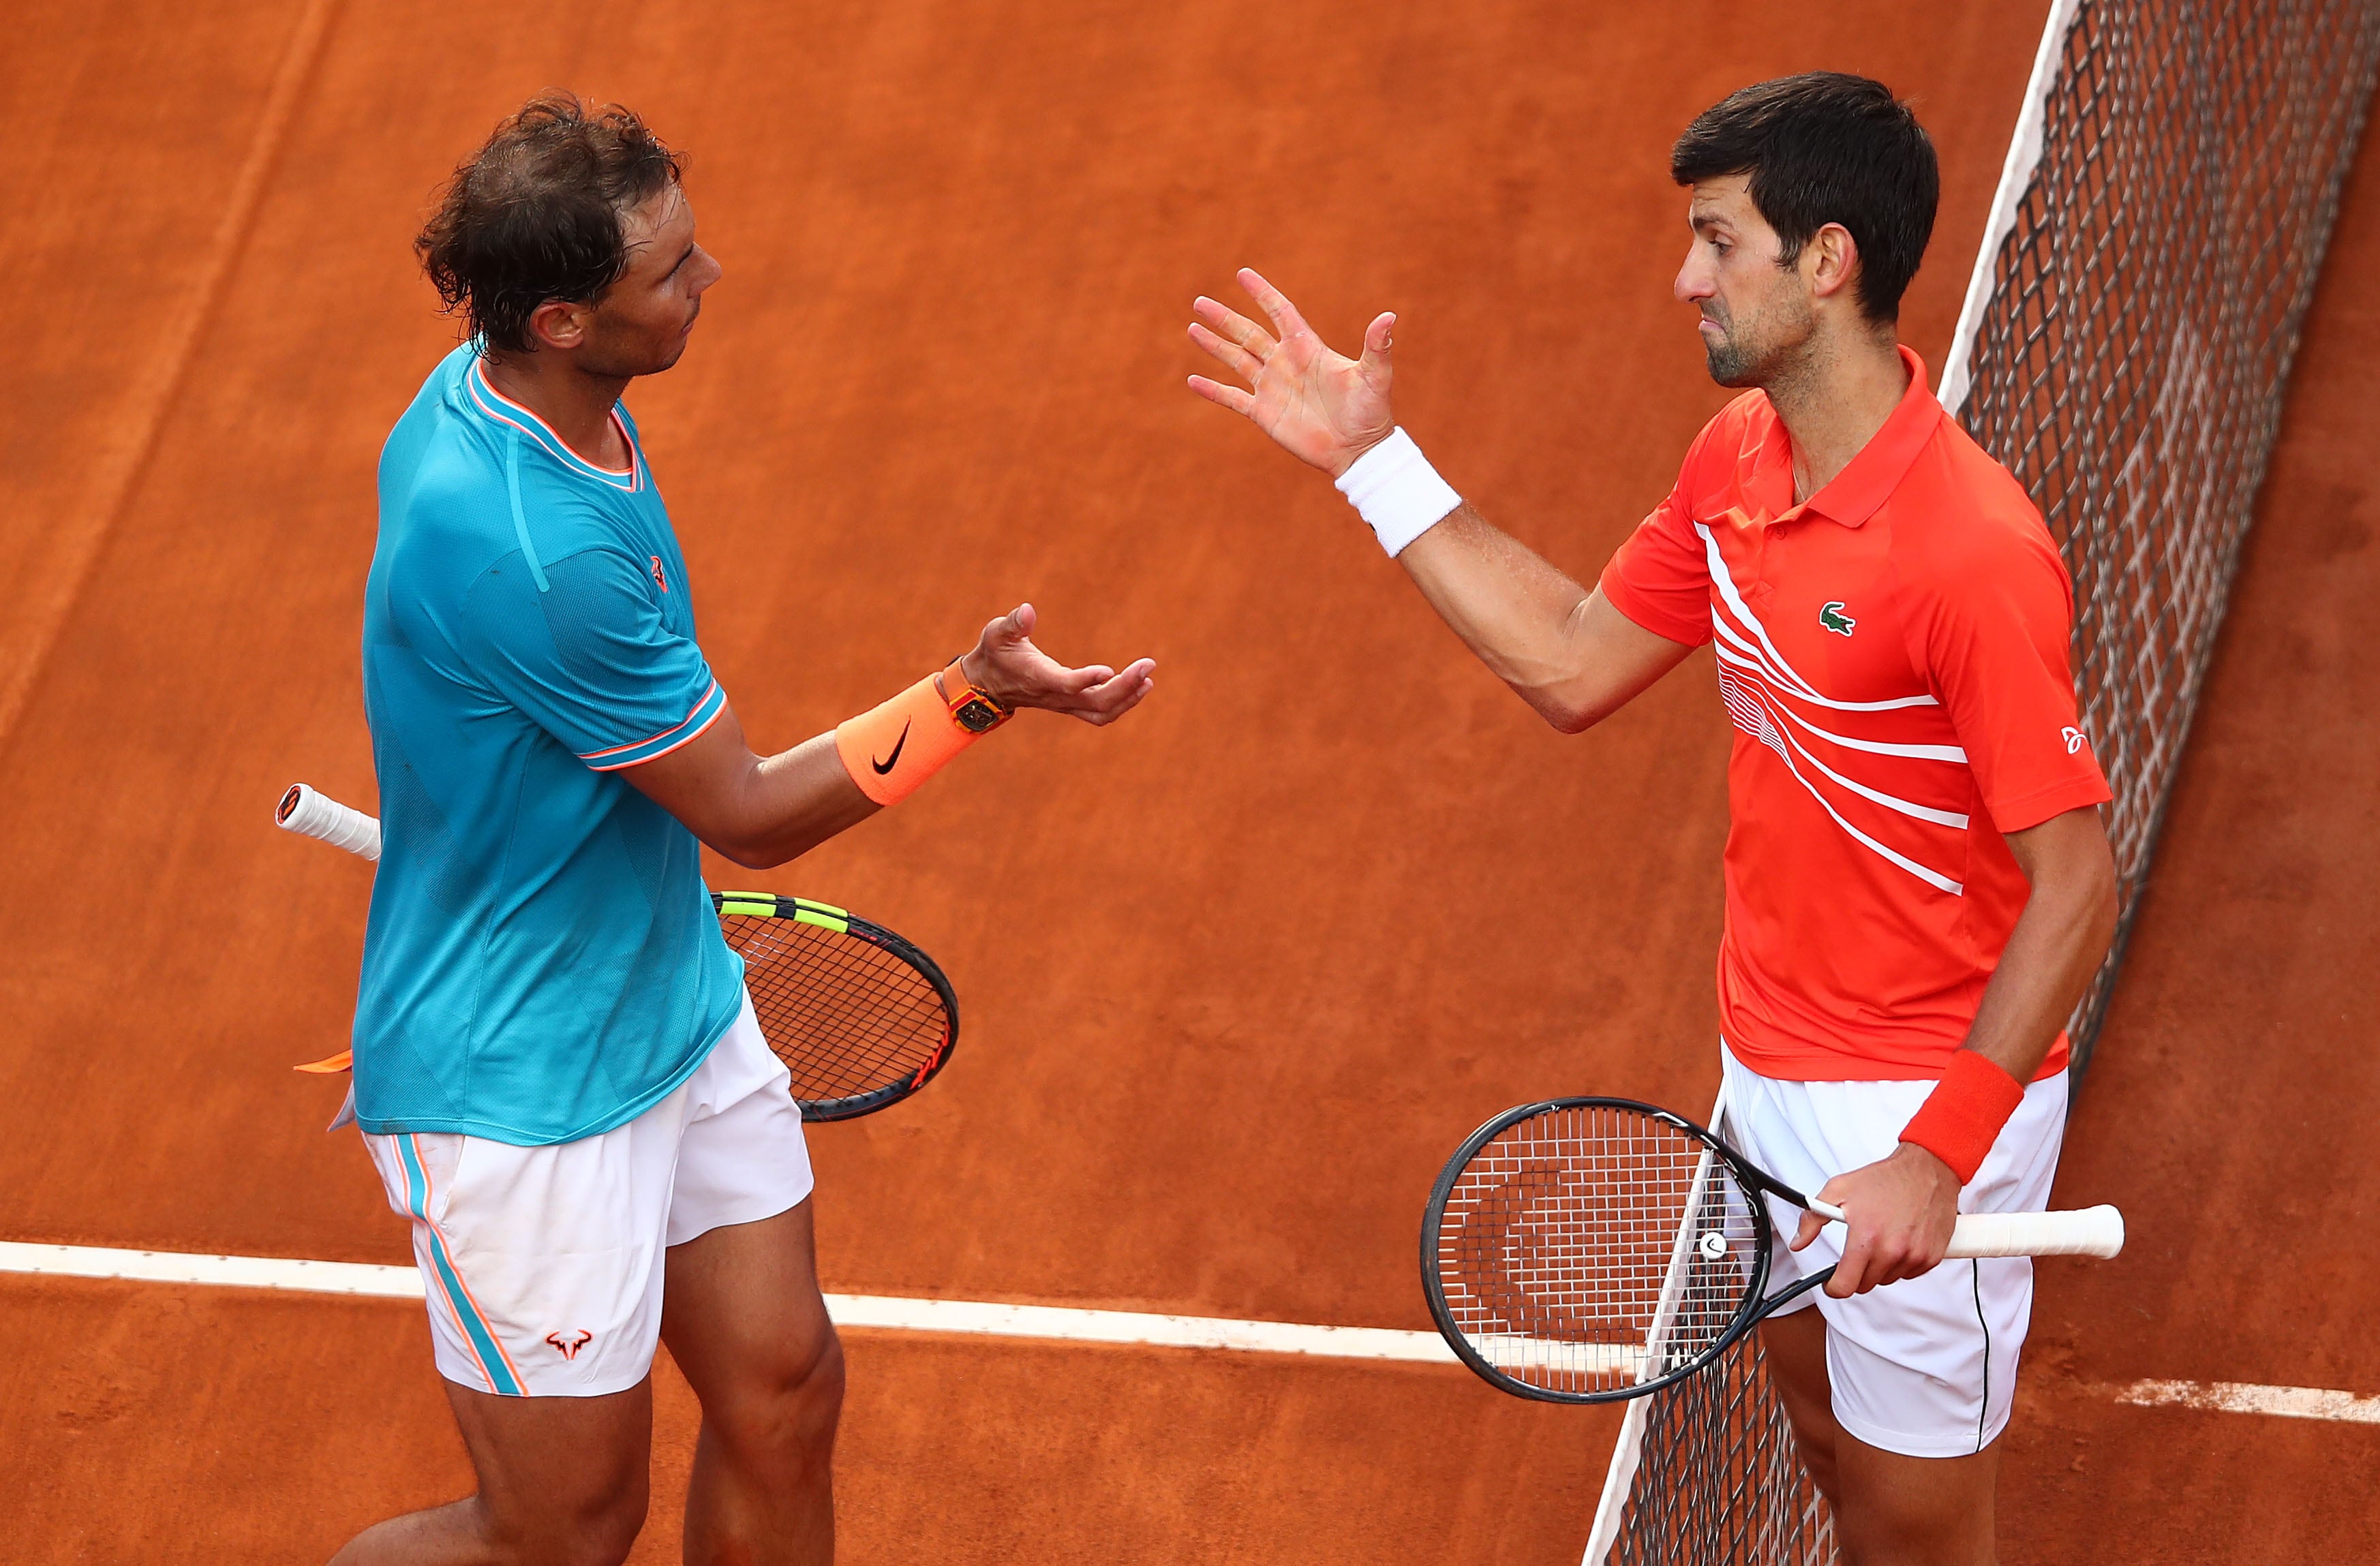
[1334,427,1461,557]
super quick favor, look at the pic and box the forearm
[1395,506,1690,732]
[699,732,879,869]
[1957,865,2117,1082]
[1396,505,1598,724]
[629,609,1148,870]
[1947,806,2122,1090]
[626,705,881,871]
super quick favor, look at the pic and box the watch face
[954,696,1005,733]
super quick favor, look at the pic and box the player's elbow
[1529,684,1608,735]
[2084,852,2120,955]
[710,833,792,870]
[1520,661,1626,734]
[2051,831,2122,967]
[1545,699,1604,735]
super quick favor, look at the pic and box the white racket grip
[1944,1204,2124,1259]
[275,784,382,862]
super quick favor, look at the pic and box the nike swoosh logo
[872,720,911,776]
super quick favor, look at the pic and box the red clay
[10,1,2364,1563]
[3,1276,1616,1565]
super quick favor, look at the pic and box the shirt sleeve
[457,546,727,771]
[1598,450,1714,649]
[1915,532,2113,833]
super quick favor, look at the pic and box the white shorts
[363,992,812,1397]
[1719,1043,2067,1458]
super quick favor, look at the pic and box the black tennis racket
[1420,1096,2124,1405]
[275,783,958,1122]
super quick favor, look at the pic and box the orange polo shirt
[1600,348,2110,1081]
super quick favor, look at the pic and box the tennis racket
[275,783,958,1122]
[1420,1096,2124,1405]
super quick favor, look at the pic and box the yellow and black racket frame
[711,892,961,1122]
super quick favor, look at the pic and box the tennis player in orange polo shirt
[1188,73,2117,1565]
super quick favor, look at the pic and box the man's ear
[1803,222,1862,304]
[524,298,587,354]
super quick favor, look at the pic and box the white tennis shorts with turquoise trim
[362,990,812,1397]
[1719,1041,2068,1458]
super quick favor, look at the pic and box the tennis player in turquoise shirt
[360,343,742,1144]
[335,96,1153,1566]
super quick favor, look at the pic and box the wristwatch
[941,656,1013,734]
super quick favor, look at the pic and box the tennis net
[1587,2,2380,1561]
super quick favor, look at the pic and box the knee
[487,1456,647,1561]
[482,1479,647,1566]
[556,1501,647,1566]
[710,1325,844,1461]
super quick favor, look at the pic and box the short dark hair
[416,93,685,353]
[1670,73,1938,324]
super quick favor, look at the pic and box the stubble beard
[1700,292,1813,392]
[580,321,691,381]
[1703,331,1760,388]
[1700,307,1777,389]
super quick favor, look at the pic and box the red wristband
[1899,1051,2026,1185]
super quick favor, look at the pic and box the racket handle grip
[276,784,382,862]
[1944,1203,2124,1259]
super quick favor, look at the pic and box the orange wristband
[1898,1051,2026,1185]
[834,671,982,806]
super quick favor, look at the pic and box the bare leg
[1759,1310,2000,1565]
[1833,1436,1999,1566]
[329,1377,652,1566]
[1761,1308,1842,1504]
[662,1197,844,1565]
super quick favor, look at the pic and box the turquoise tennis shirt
[353,344,744,1145]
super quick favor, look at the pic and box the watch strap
[941,656,1011,731]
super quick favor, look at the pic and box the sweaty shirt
[353,344,744,1144]
[1600,348,2111,1081]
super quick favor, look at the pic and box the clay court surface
[2,0,2373,1559]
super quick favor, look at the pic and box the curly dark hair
[1671,73,1938,325]
[416,93,685,353]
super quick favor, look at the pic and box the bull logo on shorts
[545,1329,594,1361]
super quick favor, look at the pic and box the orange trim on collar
[1799,346,1943,529]
[468,359,641,487]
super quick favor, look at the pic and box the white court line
[0,1242,1456,1365]
[2117,1378,2380,1425]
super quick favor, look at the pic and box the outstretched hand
[1187,268,1397,478]
[957,604,1154,726]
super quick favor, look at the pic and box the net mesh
[1593,5,2379,1561]
[718,908,953,1116]
[1603,1334,1837,1565]
[1959,0,2380,1073]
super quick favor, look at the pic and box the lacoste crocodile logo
[545,1329,594,1361]
[1818,601,1857,636]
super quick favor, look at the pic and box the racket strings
[1433,1104,1761,1396]
[720,915,950,1104]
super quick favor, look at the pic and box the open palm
[1187,268,1397,478]
[964,602,1155,726]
